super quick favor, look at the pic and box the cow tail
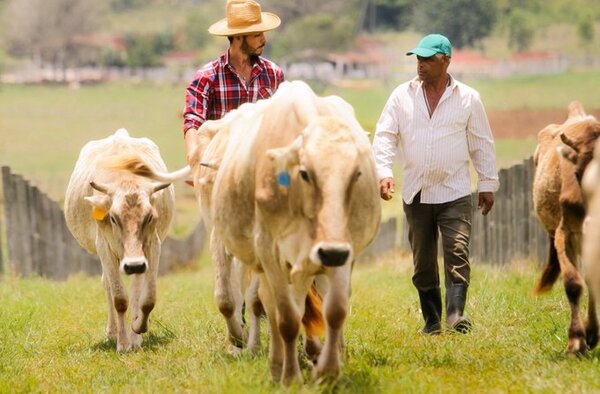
[303,282,325,337]
[535,237,561,294]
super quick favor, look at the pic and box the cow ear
[84,195,111,221]
[267,136,301,171]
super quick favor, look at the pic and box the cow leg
[555,225,587,354]
[132,239,159,337]
[245,270,263,354]
[212,231,246,352]
[257,272,284,382]
[129,274,144,350]
[98,245,130,352]
[586,280,599,349]
[314,263,351,382]
[101,272,117,341]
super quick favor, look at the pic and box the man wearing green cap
[372,34,499,334]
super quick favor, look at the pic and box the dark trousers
[403,192,472,291]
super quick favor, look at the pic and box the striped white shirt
[373,75,499,204]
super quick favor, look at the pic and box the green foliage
[577,13,595,47]
[272,13,357,59]
[2,261,600,392]
[180,7,213,50]
[506,9,535,51]
[412,0,497,49]
[124,33,175,68]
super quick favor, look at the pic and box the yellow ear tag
[92,207,108,221]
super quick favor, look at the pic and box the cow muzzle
[121,257,148,275]
[310,242,353,267]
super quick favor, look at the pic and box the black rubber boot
[446,284,472,333]
[418,288,442,335]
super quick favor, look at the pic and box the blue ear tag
[277,171,290,187]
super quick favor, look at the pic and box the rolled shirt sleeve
[373,92,401,181]
[466,92,500,193]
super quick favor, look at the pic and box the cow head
[558,118,600,184]
[268,116,363,267]
[84,180,170,274]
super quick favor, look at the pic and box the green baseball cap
[406,34,452,58]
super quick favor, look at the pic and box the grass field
[1,254,599,393]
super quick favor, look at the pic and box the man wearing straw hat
[183,0,284,164]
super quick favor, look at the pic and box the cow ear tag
[92,207,108,221]
[277,171,290,187]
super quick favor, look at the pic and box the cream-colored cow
[64,128,188,352]
[210,81,381,385]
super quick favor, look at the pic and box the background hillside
[0,0,598,74]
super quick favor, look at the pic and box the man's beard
[241,38,262,62]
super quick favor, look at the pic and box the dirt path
[488,107,600,139]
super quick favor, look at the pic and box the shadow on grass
[90,319,176,353]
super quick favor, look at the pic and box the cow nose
[122,258,147,275]
[318,247,350,267]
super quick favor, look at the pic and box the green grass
[1,255,599,392]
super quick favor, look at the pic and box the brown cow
[533,101,600,354]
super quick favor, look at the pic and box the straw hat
[208,0,281,36]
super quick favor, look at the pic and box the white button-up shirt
[373,75,499,204]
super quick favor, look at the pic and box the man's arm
[184,128,199,166]
[372,91,401,200]
[466,92,499,212]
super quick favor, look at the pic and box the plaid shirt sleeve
[183,66,214,135]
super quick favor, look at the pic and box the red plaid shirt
[183,52,284,134]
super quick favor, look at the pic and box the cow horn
[567,101,586,120]
[151,183,170,194]
[90,181,110,194]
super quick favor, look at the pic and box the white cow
[64,128,189,352]
[210,81,380,385]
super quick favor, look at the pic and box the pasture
[1,255,599,393]
[2,70,600,391]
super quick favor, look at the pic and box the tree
[271,13,356,59]
[4,0,104,69]
[577,13,595,48]
[506,9,534,52]
[412,0,497,49]
[359,0,413,32]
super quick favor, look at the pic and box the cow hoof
[269,362,283,383]
[105,327,117,341]
[228,344,244,357]
[566,338,588,356]
[116,341,132,353]
[313,368,341,385]
[130,332,142,350]
[132,314,149,334]
[281,373,303,387]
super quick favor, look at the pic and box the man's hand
[379,178,395,201]
[478,191,494,215]
[184,128,199,166]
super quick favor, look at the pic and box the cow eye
[142,214,154,228]
[354,171,362,182]
[299,169,310,183]
[109,215,119,226]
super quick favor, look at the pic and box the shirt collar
[409,74,456,91]
[221,51,265,73]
